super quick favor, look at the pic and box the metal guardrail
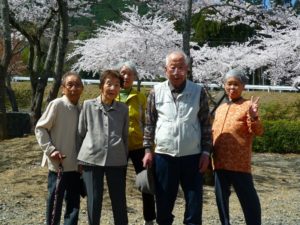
[244,84,299,92]
[11,76,299,92]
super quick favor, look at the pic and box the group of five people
[35,50,263,225]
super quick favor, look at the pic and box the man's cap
[135,168,155,195]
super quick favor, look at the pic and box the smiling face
[165,52,188,88]
[100,74,121,105]
[120,66,135,89]
[224,76,245,101]
[62,74,83,105]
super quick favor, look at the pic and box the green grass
[5,82,300,152]
[5,82,300,121]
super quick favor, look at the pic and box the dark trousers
[128,148,156,222]
[154,153,203,225]
[214,170,261,225]
[82,165,128,225]
[46,171,80,225]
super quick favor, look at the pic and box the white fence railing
[11,76,299,92]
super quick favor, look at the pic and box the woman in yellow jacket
[116,61,156,225]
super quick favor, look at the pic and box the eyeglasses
[63,82,83,89]
[168,67,186,75]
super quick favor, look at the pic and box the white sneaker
[144,221,154,225]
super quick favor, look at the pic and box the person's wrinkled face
[101,75,121,104]
[165,54,188,88]
[62,75,83,105]
[120,66,135,89]
[224,77,245,101]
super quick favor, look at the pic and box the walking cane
[51,163,63,225]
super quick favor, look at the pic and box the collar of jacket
[93,96,118,112]
[116,88,139,103]
[62,95,81,111]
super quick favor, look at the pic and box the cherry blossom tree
[141,0,300,83]
[131,0,300,83]
[70,1,299,85]
[191,23,300,85]
[204,1,297,29]
[69,6,182,79]
[136,0,205,78]
[190,3,300,85]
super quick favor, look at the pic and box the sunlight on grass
[7,82,300,120]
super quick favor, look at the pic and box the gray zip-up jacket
[77,96,129,166]
[153,80,202,156]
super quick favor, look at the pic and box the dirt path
[0,135,299,225]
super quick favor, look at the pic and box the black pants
[215,170,261,225]
[82,165,128,225]
[47,171,80,225]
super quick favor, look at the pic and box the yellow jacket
[116,89,147,151]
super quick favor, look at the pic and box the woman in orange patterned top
[212,68,263,225]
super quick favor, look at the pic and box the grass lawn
[7,82,300,117]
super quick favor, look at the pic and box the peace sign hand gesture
[249,96,260,120]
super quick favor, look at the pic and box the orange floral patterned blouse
[212,98,263,173]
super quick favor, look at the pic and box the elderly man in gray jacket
[143,51,212,225]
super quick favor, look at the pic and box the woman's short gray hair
[223,68,248,84]
[117,61,138,78]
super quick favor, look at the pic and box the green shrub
[13,86,32,110]
[260,100,300,121]
[253,120,300,153]
[289,98,300,120]
[260,103,288,120]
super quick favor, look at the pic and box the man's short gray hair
[165,50,189,66]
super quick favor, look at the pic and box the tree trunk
[30,46,46,124]
[182,0,193,80]
[0,0,12,139]
[31,14,59,125]
[47,0,69,103]
[0,68,6,113]
[137,79,142,92]
[30,34,57,124]
[28,44,37,106]
[0,69,7,139]
[31,85,44,124]
[6,74,19,112]
[47,18,63,103]
[41,17,60,105]
[6,86,19,112]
